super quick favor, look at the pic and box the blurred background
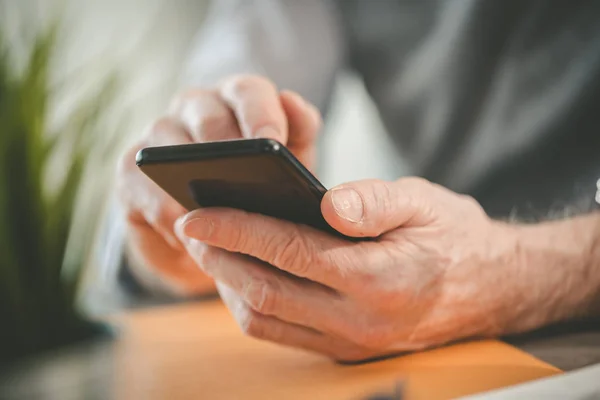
[2,0,406,185]
[0,0,409,321]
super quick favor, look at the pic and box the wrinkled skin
[118,73,593,362]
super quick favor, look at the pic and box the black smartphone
[136,138,336,235]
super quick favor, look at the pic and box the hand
[174,177,548,362]
[116,75,322,297]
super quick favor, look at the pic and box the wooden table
[1,299,562,400]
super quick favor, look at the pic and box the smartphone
[136,138,337,235]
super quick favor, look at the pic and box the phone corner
[134,148,146,166]
[257,138,284,154]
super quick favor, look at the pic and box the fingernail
[243,282,266,310]
[181,216,215,241]
[186,237,206,254]
[174,216,206,252]
[331,188,364,223]
[254,126,280,139]
[163,229,185,250]
[174,215,187,241]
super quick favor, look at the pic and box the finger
[168,88,242,142]
[216,282,377,363]
[279,90,322,169]
[125,221,216,297]
[321,177,440,238]
[143,116,192,147]
[176,207,385,293]
[127,196,186,250]
[118,117,192,249]
[218,74,288,143]
[118,116,192,181]
[176,234,352,336]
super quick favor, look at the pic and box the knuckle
[310,250,330,272]
[195,245,220,271]
[227,218,250,251]
[245,279,280,315]
[336,244,380,286]
[239,310,267,339]
[192,113,231,138]
[396,176,434,198]
[459,193,485,213]
[142,116,190,147]
[271,233,312,275]
[174,96,234,140]
[461,194,478,205]
[138,193,167,227]
[223,74,274,97]
[372,180,394,217]
[147,117,175,137]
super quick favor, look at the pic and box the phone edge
[136,139,272,166]
[136,138,328,195]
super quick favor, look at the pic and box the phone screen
[139,153,331,232]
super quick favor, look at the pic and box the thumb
[321,178,439,238]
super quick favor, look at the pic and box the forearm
[503,211,600,333]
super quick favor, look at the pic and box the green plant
[0,25,120,362]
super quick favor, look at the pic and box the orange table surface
[109,300,561,400]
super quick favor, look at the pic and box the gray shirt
[182,0,600,220]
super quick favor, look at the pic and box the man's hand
[116,75,322,297]
[175,177,600,361]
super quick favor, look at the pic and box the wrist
[498,212,600,334]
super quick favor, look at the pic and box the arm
[501,210,600,333]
